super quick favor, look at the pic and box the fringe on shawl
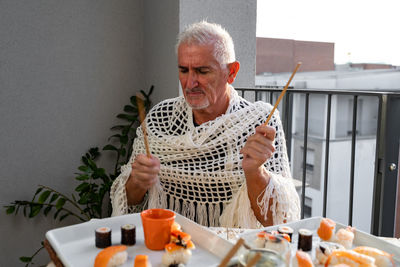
[219,173,300,228]
[147,182,224,227]
[256,172,300,225]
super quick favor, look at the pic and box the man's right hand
[125,154,160,205]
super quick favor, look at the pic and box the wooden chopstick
[245,252,262,267]
[218,238,245,267]
[136,93,151,158]
[263,62,302,126]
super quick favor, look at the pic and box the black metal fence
[236,87,400,237]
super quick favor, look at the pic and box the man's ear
[227,61,240,84]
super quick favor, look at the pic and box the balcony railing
[237,87,400,237]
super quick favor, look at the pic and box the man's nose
[186,70,198,89]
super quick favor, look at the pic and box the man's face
[178,43,230,110]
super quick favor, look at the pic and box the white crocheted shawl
[110,88,300,228]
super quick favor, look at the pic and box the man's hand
[125,154,160,205]
[240,124,276,176]
[240,124,276,226]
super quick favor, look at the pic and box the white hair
[176,21,236,66]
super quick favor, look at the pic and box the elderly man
[111,21,300,228]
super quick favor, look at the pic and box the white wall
[324,139,376,232]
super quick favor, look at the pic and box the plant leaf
[103,144,118,151]
[53,208,62,219]
[55,198,66,210]
[49,193,59,203]
[123,105,137,113]
[76,174,89,181]
[116,114,136,122]
[34,187,43,196]
[19,256,32,262]
[78,165,89,172]
[75,182,89,192]
[44,206,52,216]
[5,205,15,214]
[59,213,69,221]
[120,135,128,145]
[38,190,51,204]
[29,204,42,218]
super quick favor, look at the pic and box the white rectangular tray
[239,216,400,265]
[46,212,234,267]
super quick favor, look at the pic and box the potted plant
[4,86,154,266]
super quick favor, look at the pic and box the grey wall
[0,1,145,265]
[179,0,257,87]
[143,0,180,104]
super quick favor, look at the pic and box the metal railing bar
[323,94,332,217]
[301,93,310,219]
[371,95,385,235]
[240,87,400,97]
[348,95,358,226]
[283,92,293,159]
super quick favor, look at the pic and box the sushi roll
[263,233,291,256]
[96,227,112,248]
[315,241,344,265]
[121,224,136,246]
[297,229,313,251]
[94,245,127,267]
[278,226,294,242]
[134,254,152,267]
[291,250,314,267]
[254,231,268,248]
[335,226,355,249]
[317,218,336,241]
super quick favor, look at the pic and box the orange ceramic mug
[140,209,176,250]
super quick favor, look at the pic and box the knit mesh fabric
[110,88,300,228]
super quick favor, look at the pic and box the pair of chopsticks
[263,62,302,125]
[136,93,151,158]
[218,238,260,267]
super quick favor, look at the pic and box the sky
[257,0,400,65]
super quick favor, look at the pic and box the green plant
[4,86,154,266]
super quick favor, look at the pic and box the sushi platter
[46,212,234,267]
[238,216,400,266]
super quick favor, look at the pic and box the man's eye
[179,68,188,73]
[198,69,209,74]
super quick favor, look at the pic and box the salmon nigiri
[317,218,336,241]
[94,245,127,267]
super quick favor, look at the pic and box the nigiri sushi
[94,245,127,267]
[325,250,376,267]
[317,218,336,241]
[134,254,152,267]
[292,250,314,267]
[161,240,195,266]
[353,246,395,267]
[335,226,355,249]
[162,229,195,267]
